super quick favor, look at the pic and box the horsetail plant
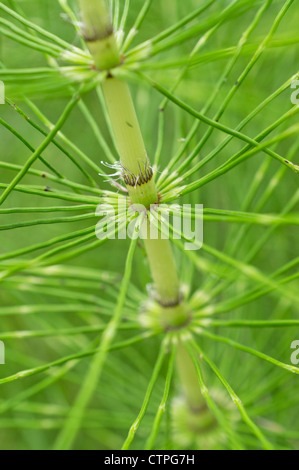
[79,0,206,436]
[0,0,298,451]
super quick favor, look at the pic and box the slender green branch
[0,93,81,206]
[145,343,176,450]
[0,332,156,386]
[197,330,299,375]
[191,340,274,450]
[54,228,139,450]
[122,338,169,450]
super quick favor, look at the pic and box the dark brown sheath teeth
[122,160,153,187]
[83,25,114,43]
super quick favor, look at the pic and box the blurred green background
[0,0,298,449]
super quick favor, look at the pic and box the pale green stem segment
[102,77,158,207]
[77,0,208,434]
[102,76,183,310]
[77,0,189,313]
[78,0,120,70]
[103,77,185,312]
[176,340,211,414]
[144,235,180,305]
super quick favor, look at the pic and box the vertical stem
[144,236,180,305]
[78,0,120,70]
[175,341,215,438]
[102,78,158,208]
[176,341,208,411]
[78,0,211,431]
[102,77,183,311]
[77,0,183,310]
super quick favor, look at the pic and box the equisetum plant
[0,0,298,450]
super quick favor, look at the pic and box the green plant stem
[102,76,185,311]
[143,235,180,306]
[78,0,120,70]
[101,77,158,207]
[78,0,211,434]
[176,340,211,414]
[78,5,180,303]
